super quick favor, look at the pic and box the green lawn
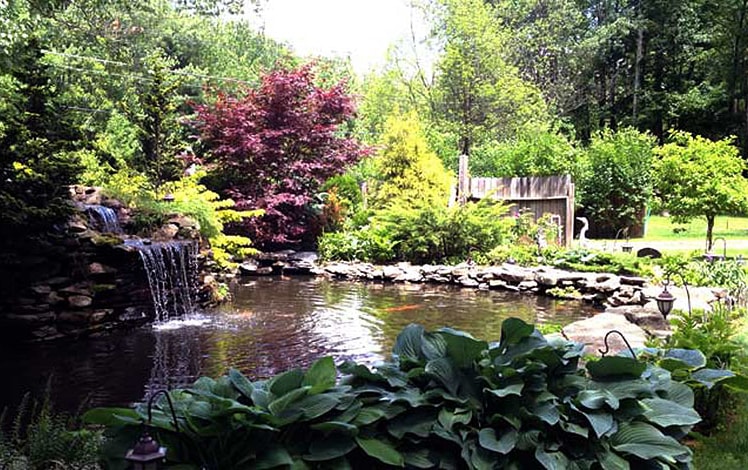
[644,215,748,241]
[692,395,748,470]
[593,215,748,257]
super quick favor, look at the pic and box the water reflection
[0,277,599,413]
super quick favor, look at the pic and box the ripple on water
[0,277,600,413]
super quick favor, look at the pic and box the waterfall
[128,240,199,323]
[85,204,121,233]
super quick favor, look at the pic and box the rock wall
[0,187,207,342]
[0,226,152,342]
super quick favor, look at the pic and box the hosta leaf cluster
[86,319,699,469]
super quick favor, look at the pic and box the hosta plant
[86,319,701,469]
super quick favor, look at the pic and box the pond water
[0,277,599,413]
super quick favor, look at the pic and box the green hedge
[87,319,701,469]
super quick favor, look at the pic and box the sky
[258,0,429,75]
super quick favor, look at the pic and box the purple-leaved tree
[194,65,368,248]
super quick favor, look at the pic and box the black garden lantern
[655,275,691,320]
[125,390,179,470]
[162,193,175,203]
[125,432,166,470]
[655,283,675,319]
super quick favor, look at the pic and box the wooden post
[458,154,469,206]
[565,176,575,247]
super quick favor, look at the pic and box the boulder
[605,303,670,338]
[89,262,116,275]
[499,265,535,284]
[382,265,403,280]
[68,295,93,308]
[562,312,647,356]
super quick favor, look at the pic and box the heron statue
[576,217,589,248]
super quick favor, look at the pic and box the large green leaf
[393,324,425,363]
[592,379,654,400]
[297,393,342,420]
[303,356,337,394]
[577,390,620,410]
[662,349,706,369]
[535,447,570,470]
[268,387,309,416]
[691,368,735,388]
[438,327,488,368]
[488,383,524,398]
[478,428,517,455]
[310,421,359,436]
[640,398,700,427]
[228,368,254,400]
[577,408,615,438]
[421,332,448,360]
[610,422,691,462]
[499,318,535,346]
[305,435,356,461]
[596,446,630,470]
[587,357,646,380]
[388,408,437,439]
[438,408,472,430]
[355,437,405,466]
[269,368,305,396]
[425,357,461,396]
[404,449,437,469]
[339,362,385,383]
[722,374,748,391]
[255,445,294,469]
[658,380,694,408]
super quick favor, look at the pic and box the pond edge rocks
[241,255,727,355]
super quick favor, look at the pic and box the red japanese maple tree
[194,65,368,247]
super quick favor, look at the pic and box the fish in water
[383,304,421,312]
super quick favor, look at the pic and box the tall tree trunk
[706,214,715,252]
[633,27,644,124]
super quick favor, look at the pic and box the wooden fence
[457,155,575,246]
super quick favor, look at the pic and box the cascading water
[85,204,121,233]
[127,240,199,323]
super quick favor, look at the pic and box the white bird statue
[576,217,589,248]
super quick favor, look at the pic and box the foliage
[550,248,655,277]
[319,197,511,264]
[1,393,101,469]
[469,122,580,179]
[0,31,82,247]
[194,64,368,248]
[87,318,699,469]
[653,131,748,250]
[576,127,656,238]
[432,0,549,155]
[644,316,748,431]
[370,111,453,209]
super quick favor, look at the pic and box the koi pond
[0,277,599,413]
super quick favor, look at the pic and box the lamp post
[655,275,691,319]
[125,390,180,470]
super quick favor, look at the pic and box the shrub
[469,122,580,179]
[369,111,453,209]
[319,197,512,264]
[550,248,655,277]
[87,319,700,469]
[193,64,369,248]
[577,128,656,238]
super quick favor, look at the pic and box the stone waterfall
[128,240,199,323]
[85,204,121,233]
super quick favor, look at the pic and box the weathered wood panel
[459,172,575,246]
